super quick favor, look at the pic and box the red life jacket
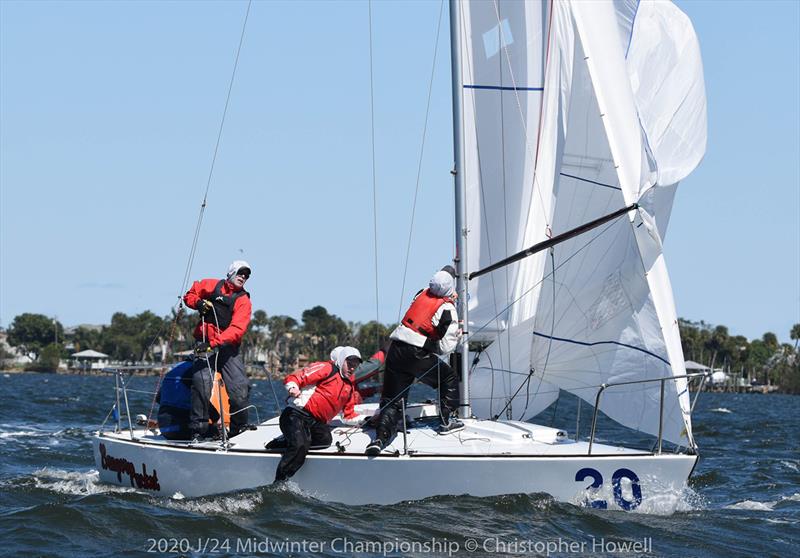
[401,289,454,340]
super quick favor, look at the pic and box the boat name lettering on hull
[99,443,161,491]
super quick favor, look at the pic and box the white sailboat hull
[93,406,696,511]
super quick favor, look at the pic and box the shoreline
[0,366,281,380]
[1,368,795,394]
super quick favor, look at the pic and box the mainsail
[462,0,707,447]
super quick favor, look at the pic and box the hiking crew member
[329,344,388,403]
[366,267,461,456]
[274,347,363,482]
[184,260,253,439]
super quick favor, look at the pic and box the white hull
[93,405,696,511]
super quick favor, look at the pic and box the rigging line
[152,0,252,426]
[178,0,253,299]
[466,215,622,343]
[368,0,380,340]
[396,0,445,323]
[496,0,512,398]
[489,0,552,231]
[519,248,556,420]
[459,3,507,380]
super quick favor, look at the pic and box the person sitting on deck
[273,346,363,482]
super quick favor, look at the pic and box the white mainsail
[463,0,707,447]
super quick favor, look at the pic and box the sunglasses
[236,269,251,279]
[345,356,363,368]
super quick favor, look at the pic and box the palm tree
[791,323,800,352]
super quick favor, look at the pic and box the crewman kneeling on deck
[273,347,363,482]
[184,260,253,440]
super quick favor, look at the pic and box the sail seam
[624,0,641,60]
[559,172,622,191]
[531,331,670,366]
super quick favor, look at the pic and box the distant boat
[94,0,708,512]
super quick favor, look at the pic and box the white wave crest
[156,491,263,515]
[0,430,49,439]
[570,474,705,516]
[710,408,732,414]
[723,493,799,512]
[32,467,137,496]
[724,499,776,511]
[780,461,799,472]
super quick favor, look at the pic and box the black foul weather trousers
[274,407,332,482]
[374,340,459,445]
[189,346,251,436]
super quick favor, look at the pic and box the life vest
[401,289,454,339]
[202,279,250,330]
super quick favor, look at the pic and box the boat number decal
[575,468,607,509]
[99,443,161,491]
[574,467,642,510]
[612,468,642,511]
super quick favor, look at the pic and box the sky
[1,0,798,344]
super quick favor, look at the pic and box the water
[0,372,797,557]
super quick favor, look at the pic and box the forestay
[463,0,706,448]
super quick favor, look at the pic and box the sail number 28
[575,468,642,510]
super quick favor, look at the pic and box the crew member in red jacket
[274,346,363,482]
[183,260,253,439]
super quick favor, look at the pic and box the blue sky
[1,0,798,343]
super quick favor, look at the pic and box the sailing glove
[197,299,213,316]
[194,341,213,355]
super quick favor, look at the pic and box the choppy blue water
[0,372,797,557]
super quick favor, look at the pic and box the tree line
[3,311,799,393]
[679,319,800,392]
[1,307,393,374]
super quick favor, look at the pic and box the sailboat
[93,0,708,512]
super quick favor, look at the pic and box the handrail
[118,371,135,440]
[114,372,122,433]
[108,370,263,448]
[587,371,709,455]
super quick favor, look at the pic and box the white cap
[429,270,455,297]
[227,260,252,281]
[329,346,344,362]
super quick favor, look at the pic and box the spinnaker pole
[449,0,471,420]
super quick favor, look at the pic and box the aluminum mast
[449,0,470,419]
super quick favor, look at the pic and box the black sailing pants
[189,346,250,436]
[274,407,333,482]
[374,340,459,445]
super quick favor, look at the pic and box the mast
[449,0,471,419]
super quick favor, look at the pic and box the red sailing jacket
[184,278,252,347]
[284,361,358,423]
